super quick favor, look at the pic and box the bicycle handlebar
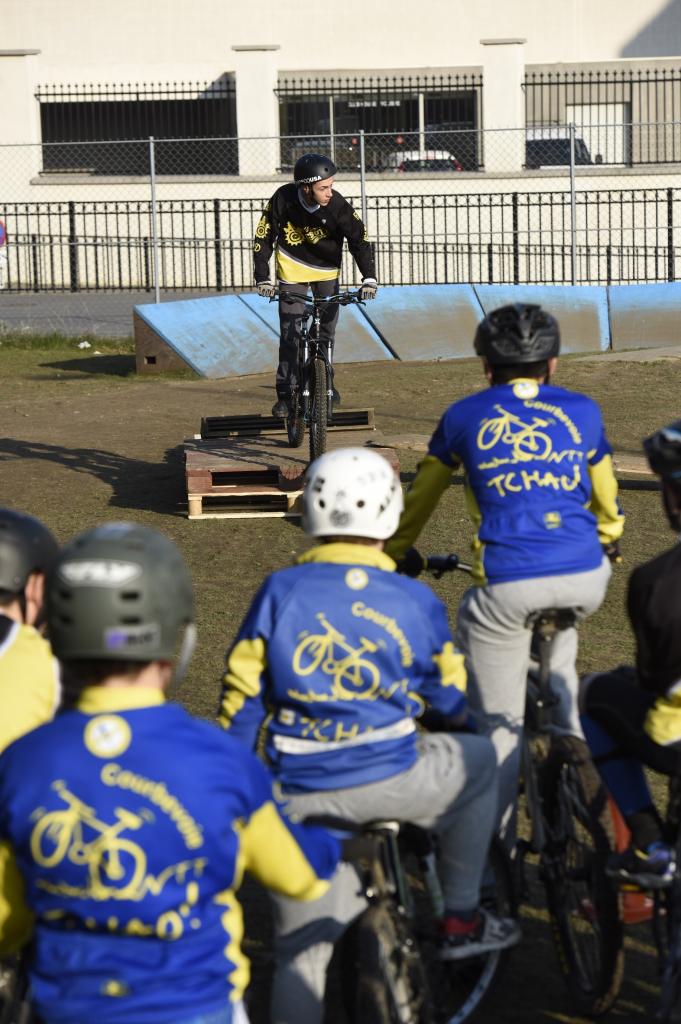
[269,288,365,308]
[424,553,474,578]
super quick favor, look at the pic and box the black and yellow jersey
[253,183,375,285]
[0,613,60,753]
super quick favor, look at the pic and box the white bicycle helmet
[303,448,403,540]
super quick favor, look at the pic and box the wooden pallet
[200,408,375,439]
[185,429,399,520]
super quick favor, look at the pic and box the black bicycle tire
[286,387,305,448]
[309,358,328,462]
[540,735,624,1017]
[424,837,515,1024]
[353,901,431,1024]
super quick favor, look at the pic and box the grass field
[2,333,681,1021]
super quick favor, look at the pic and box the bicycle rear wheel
[352,901,431,1024]
[286,386,305,447]
[309,357,328,462]
[540,735,624,1017]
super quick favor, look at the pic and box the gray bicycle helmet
[47,522,194,662]
[294,153,337,184]
[644,421,681,481]
[0,508,59,596]
[474,304,560,365]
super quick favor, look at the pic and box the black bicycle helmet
[294,153,337,184]
[0,508,59,596]
[474,304,561,365]
[644,421,681,481]
[47,522,194,662]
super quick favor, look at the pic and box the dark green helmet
[47,522,194,662]
[0,508,59,595]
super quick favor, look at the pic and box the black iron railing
[524,68,681,165]
[1,188,679,292]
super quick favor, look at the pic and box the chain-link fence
[1,125,680,304]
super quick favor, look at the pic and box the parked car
[387,150,463,173]
[525,128,593,168]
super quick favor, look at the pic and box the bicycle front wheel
[309,358,328,462]
[540,735,624,1017]
[286,387,305,448]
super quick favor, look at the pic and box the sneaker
[438,908,521,961]
[271,398,289,419]
[606,840,676,890]
[332,387,341,407]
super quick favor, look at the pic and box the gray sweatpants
[270,732,497,1024]
[456,558,611,846]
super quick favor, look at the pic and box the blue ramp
[134,295,279,378]
[608,283,681,350]
[239,292,393,363]
[474,286,609,354]
[361,285,482,361]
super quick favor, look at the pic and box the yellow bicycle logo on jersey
[477,404,554,462]
[292,613,382,700]
[30,779,153,899]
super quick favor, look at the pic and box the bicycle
[268,289,366,462]
[421,554,624,1017]
[311,814,514,1024]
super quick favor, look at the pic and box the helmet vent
[121,591,140,601]
[357,500,365,508]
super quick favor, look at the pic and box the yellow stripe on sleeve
[385,455,454,562]
[588,454,625,545]
[219,638,267,729]
[240,801,330,903]
[0,841,33,957]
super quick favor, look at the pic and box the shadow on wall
[620,0,681,56]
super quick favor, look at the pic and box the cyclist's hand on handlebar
[256,280,276,298]
[340,835,380,863]
[602,541,623,565]
[359,278,378,300]
[396,547,425,577]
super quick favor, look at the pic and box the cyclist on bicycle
[0,508,60,752]
[0,522,341,1024]
[581,420,681,889]
[386,303,624,847]
[220,446,520,1024]
[253,153,377,419]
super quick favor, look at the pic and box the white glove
[257,280,276,298]
[359,278,378,300]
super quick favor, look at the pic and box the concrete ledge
[475,285,609,353]
[608,283,681,350]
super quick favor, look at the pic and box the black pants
[584,667,681,777]
[276,279,339,399]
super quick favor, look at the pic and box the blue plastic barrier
[608,283,681,351]
[475,285,609,354]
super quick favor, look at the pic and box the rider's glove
[340,835,380,863]
[602,541,622,565]
[359,278,378,300]
[256,280,276,298]
[396,547,425,578]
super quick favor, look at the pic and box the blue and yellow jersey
[387,378,624,585]
[219,543,467,792]
[0,613,60,753]
[0,687,339,1024]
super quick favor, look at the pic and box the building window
[36,78,237,175]
[276,73,483,173]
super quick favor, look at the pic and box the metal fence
[524,68,681,164]
[1,126,680,295]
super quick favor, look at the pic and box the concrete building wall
[4,0,681,80]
